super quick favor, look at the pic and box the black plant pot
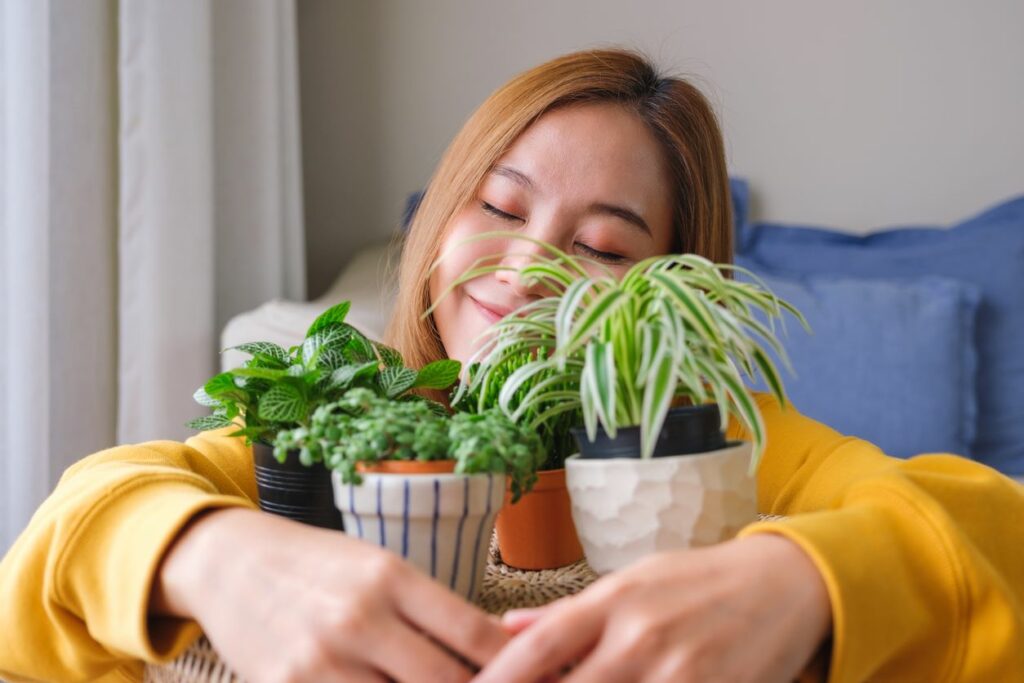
[572,404,727,459]
[252,442,344,530]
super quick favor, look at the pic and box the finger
[393,571,508,666]
[365,617,475,683]
[473,597,604,683]
[501,605,555,635]
[560,642,638,683]
[326,665,389,683]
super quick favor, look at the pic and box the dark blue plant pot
[571,404,726,459]
[253,442,344,530]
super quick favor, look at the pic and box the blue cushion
[733,181,1024,474]
[737,262,981,459]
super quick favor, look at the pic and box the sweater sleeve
[0,429,259,683]
[727,393,1024,683]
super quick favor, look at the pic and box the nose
[493,233,558,299]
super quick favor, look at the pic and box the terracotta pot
[357,460,457,475]
[495,468,584,570]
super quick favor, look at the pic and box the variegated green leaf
[257,384,306,422]
[185,414,236,432]
[565,287,628,356]
[305,301,351,338]
[193,385,219,408]
[204,372,247,402]
[584,341,617,438]
[329,361,379,389]
[649,271,721,344]
[379,366,418,398]
[228,341,290,366]
[751,346,788,409]
[372,341,404,367]
[640,351,677,459]
[555,278,594,349]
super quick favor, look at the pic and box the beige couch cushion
[220,239,400,371]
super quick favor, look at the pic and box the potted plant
[439,233,806,574]
[187,301,461,530]
[427,242,590,570]
[444,321,584,570]
[275,387,544,601]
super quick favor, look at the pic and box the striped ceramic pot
[331,463,505,602]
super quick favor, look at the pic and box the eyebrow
[489,164,652,236]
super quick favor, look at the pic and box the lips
[469,295,514,324]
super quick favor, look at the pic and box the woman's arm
[0,430,257,681]
[476,394,1023,683]
[0,428,508,683]
[153,506,507,683]
[734,392,1024,682]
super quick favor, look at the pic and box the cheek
[427,212,504,352]
[430,213,490,303]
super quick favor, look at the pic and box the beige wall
[298,0,1024,297]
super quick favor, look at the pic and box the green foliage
[448,411,545,502]
[454,346,581,471]
[275,388,543,502]
[435,232,808,473]
[186,301,458,445]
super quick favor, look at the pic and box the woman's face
[429,102,676,364]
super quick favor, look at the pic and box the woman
[1,48,1021,683]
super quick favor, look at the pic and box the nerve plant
[431,232,808,472]
[187,301,460,446]
[275,388,545,501]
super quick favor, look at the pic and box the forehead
[492,102,671,210]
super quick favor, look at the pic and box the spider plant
[429,231,807,472]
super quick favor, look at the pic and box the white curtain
[0,0,305,553]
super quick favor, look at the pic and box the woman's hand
[474,534,832,683]
[153,507,508,683]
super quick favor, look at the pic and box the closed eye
[575,242,627,265]
[480,201,523,223]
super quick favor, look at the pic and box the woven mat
[144,534,598,683]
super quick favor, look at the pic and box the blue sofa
[732,179,1024,478]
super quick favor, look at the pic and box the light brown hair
[386,48,733,375]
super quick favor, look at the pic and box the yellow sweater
[1,393,1021,682]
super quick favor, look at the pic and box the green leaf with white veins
[380,367,418,398]
[305,301,351,338]
[193,385,220,408]
[302,326,349,367]
[373,342,404,367]
[344,331,376,363]
[229,341,290,366]
[186,414,235,431]
[330,361,379,389]
[204,372,248,403]
[258,383,307,422]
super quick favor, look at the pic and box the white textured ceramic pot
[332,469,505,602]
[565,441,757,574]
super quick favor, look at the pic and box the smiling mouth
[469,296,511,324]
